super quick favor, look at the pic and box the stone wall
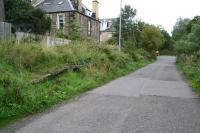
[100,32,114,43]
[49,11,100,42]
[15,32,71,47]
[75,12,100,42]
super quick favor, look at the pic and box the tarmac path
[1,56,200,133]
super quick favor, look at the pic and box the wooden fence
[0,22,11,40]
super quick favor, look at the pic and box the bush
[173,16,200,93]
[105,36,118,45]
[5,0,51,34]
[139,24,164,53]
[56,29,68,39]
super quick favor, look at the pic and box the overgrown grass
[177,60,200,93]
[0,40,153,127]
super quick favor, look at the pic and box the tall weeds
[0,40,152,126]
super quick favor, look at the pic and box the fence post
[0,22,11,40]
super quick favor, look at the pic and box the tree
[4,0,51,34]
[133,20,146,47]
[160,29,174,52]
[173,16,200,57]
[68,20,81,40]
[56,20,81,40]
[179,24,200,54]
[139,24,164,53]
[172,18,190,41]
[114,5,137,41]
[112,4,167,57]
[186,16,200,33]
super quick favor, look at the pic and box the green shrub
[177,60,200,93]
[105,36,118,45]
[56,29,68,39]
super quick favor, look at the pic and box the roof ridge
[67,0,75,10]
[100,18,117,20]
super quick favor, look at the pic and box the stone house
[31,0,100,42]
[0,0,5,21]
[100,18,116,43]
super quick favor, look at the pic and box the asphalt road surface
[1,56,200,133]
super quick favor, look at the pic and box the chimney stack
[78,0,82,12]
[92,0,99,19]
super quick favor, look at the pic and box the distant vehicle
[156,51,160,56]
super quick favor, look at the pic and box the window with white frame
[88,20,91,36]
[57,14,65,30]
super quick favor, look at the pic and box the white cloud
[83,0,200,33]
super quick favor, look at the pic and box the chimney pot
[78,0,82,12]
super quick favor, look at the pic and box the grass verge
[177,61,200,93]
[0,40,153,127]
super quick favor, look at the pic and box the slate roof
[100,18,117,32]
[100,18,116,22]
[36,0,75,13]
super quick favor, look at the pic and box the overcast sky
[83,0,200,34]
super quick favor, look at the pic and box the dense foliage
[139,24,164,53]
[160,29,175,55]
[114,5,137,41]
[111,5,172,57]
[56,20,81,40]
[4,0,51,34]
[172,16,200,92]
[173,16,200,61]
[172,18,190,41]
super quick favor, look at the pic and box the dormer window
[58,1,64,5]
[44,2,51,5]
